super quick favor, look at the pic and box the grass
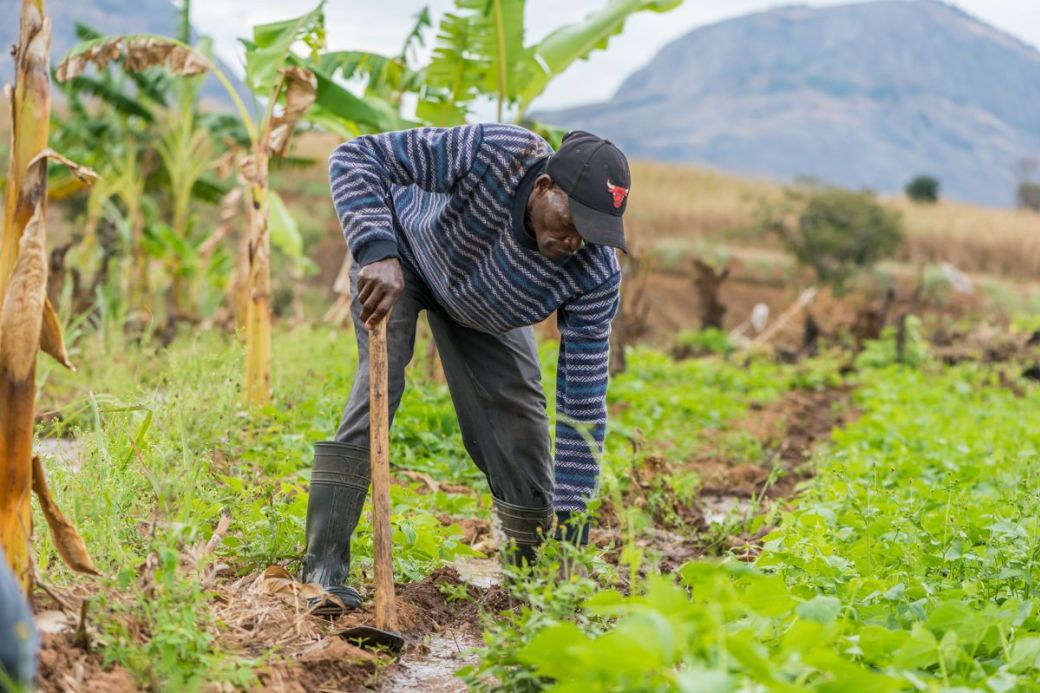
[32,324,482,687]
[29,313,836,689]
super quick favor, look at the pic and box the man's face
[528,175,584,261]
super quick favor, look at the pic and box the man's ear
[533,174,554,193]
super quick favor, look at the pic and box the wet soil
[380,629,483,693]
[691,385,856,500]
[243,566,511,692]
[32,563,510,693]
[598,385,856,573]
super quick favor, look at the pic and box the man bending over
[303,124,630,613]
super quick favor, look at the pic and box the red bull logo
[606,179,629,208]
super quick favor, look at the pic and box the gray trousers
[335,259,554,511]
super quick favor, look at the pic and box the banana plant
[317,7,431,117]
[419,0,683,125]
[57,2,408,406]
[2,0,99,595]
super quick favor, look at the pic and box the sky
[192,0,1040,113]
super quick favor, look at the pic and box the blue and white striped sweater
[329,123,620,513]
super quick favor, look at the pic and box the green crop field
[22,318,1040,691]
[5,0,1040,691]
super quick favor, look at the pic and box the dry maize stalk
[2,0,95,596]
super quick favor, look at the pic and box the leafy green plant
[763,187,905,293]
[476,360,1040,691]
[672,327,734,358]
[855,316,927,368]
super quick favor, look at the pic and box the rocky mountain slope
[537,0,1040,206]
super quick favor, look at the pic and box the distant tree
[763,187,904,293]
[905,175,940,203]
[1019,182,1040,213]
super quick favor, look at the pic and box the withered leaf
[40,296,74,371]
[28,148,99,183]
[57,35,212,82]
[0,209,47,382]
[267,67,317,157]
[32,456,100,576]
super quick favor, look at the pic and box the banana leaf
[244,4,325,93]
[461,0,525,101]
[56,34,212,83]
[419,10,485,125]
[307,61,412,133]
[58,75,156,121]
[516,0,682,115]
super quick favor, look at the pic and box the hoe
[339,316,405,655]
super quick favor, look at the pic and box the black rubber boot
[494,498,554,569]
[302,441,370,615]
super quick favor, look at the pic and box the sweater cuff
[353,239,399,266]
[554,510,590,545]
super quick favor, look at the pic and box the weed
[438,581,471,604]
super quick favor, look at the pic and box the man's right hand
[357,257,404,330]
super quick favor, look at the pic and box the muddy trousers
[333,259,555,553]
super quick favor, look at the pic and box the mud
[692,386,857,561]
[245,566,512,691]
[258,640,379,693]
[452,557,503,589]
[599,385,856,574]
[690,385,855,501]
[379,629,483,693]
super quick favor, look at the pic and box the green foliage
[420,0,682,123]
[768,187,905,292]
[267,190,303,258]
[244,5,325,92]
[855,316,928,369]
[479,361,1040,691]
[673,327,734,357]
[515,0,681,117]
[904,175,940,203]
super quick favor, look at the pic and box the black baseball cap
[546,131,630,252]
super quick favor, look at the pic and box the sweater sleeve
[328,125,483,266]
[553,272,621,532]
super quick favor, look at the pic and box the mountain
[0,0,248,110]
[537,0,1040,207]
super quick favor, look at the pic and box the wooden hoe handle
[369,316,398,631]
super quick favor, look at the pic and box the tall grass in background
[628,161,1040,281]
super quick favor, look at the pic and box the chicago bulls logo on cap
[606,179,629,209]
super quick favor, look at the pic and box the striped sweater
[329,123,620,515]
